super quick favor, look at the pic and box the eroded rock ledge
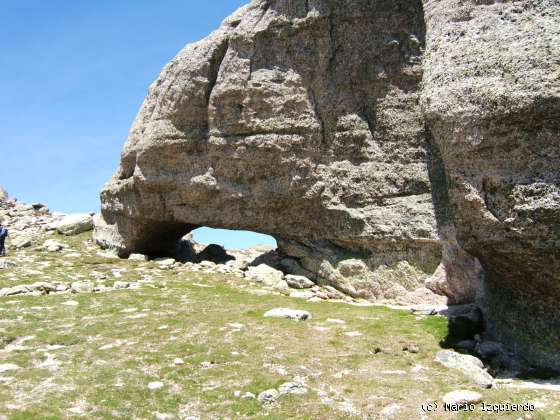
[95,0,559,369]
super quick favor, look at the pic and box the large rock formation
[96,0,559,367]
[421,0,560,369]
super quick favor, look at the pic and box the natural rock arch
[95,0,559,368]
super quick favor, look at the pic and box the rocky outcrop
[96,1,559,367]
[96,0,477,303]
[422,0,560,369]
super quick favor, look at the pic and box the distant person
[0,223,7,257]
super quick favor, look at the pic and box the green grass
[0,233,558,418]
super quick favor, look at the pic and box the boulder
[196,244,234,264]
[11,235,33,249]
[245,264,284,287]
[50,214,93,236]
[435,350,493,388]
[264,308,311,321]
[422,0,560,369]
[71,281,94,294]
[42,239,67,252]
[442,390,483,407]
[93,0,463,303]
[285,275,314,290]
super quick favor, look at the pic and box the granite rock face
[96,0,465,301]
[96,0,559,367]
[422,0,560,369]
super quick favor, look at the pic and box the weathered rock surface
[95,0,559,367]
[435,350,493,388]
[49,214,94,236]
[422,0,560,369]
[96,0,480,306]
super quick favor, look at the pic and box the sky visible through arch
[0,0,276,248]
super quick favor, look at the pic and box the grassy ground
[0,233,558,419]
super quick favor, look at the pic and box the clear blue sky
[0,0,275,248]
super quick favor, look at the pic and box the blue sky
[0,0,275,248]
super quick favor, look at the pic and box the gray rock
[50,213,93,236]
[442,390,483,406]
[42,239,67,252]
[245,264,284,287]
[264,308,311,321]
[11,235,33,249]
[113,281,130,290]
[257,389,279,404]
[0,285,30,297]
[289,290,315,300]
[93,0,472,304]
[278,382,308,396]
[71,281,94,294]
[422,0,560,369]
[285,275,314,290]
[0,259,17,269]
[435,350,493,388]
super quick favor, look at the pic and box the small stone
[257,389,279,404]
[42,239,67,252]
[113,281,130,290]
[380,403,402,418]
[264,308,311,321]
[154,412,173,420]
[442,390,483,406]
[344,331,363,337]
[326,318,346,325]
[289,290,315,300]
[71,281,94,294]
[241,392,256,400]
[173,358,185,365]
[278,382,308,396]
[148,381,164,390]
[0,364,20,373]
[61,300,79,306]
[128,253,149,261]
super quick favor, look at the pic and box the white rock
[245,264,284,287]
[61,300,79,306]
[71,281,94,294]
[11,235,33,249]
[128,253,148,261]
[42,239,67,252]
[278,382,308,396]
[173,358,185,365]
[285,274,315,289]
[442,390,483,406]
[264,308,311,321]
[113,281,130,290]
[289,290,315,300]
[380,403,402,418]
[0,364,20,373]
[344,331,363,337]
[326,318,346,325]
[148,381,164,390]
[49,213,93,236]
[258,389,279,404]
